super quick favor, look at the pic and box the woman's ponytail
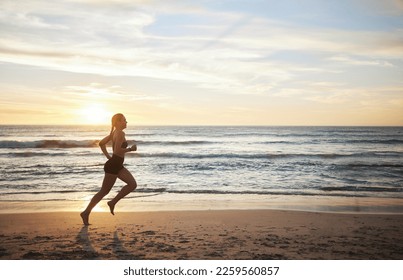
[109,124,114,141]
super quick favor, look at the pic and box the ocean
[0,125,402,213]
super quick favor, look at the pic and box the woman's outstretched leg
[107,168,137,215]
[81,173,117,225]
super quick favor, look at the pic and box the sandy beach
[1,209,403,260]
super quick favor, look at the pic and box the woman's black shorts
[104,155,124,175]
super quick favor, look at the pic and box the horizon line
[1,124,403,128]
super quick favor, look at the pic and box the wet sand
[1,210,403,260]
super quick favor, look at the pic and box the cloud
[62,83,165,102]
[1,0,402,99]
[328,55,394,67]
[272,80,403,112]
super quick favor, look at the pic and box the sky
[0,0,402,126]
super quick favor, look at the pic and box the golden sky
[1,0,403,125]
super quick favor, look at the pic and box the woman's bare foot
[80,212,90,225]
[107,201,115,215]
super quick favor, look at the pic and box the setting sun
[79,104,111,125]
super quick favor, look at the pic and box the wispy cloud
[62,83,164,101]
[1,0,402,125]
[328,55,394,67]
[1,1,402,94]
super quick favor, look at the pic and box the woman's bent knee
[129,180,137,192]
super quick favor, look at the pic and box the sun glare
[79,104,111,125]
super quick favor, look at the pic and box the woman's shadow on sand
[76,226,141,259]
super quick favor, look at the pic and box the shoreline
[1,194,403,214]
[1,209,403,260]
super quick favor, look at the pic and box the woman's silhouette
[81,113,137,225]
